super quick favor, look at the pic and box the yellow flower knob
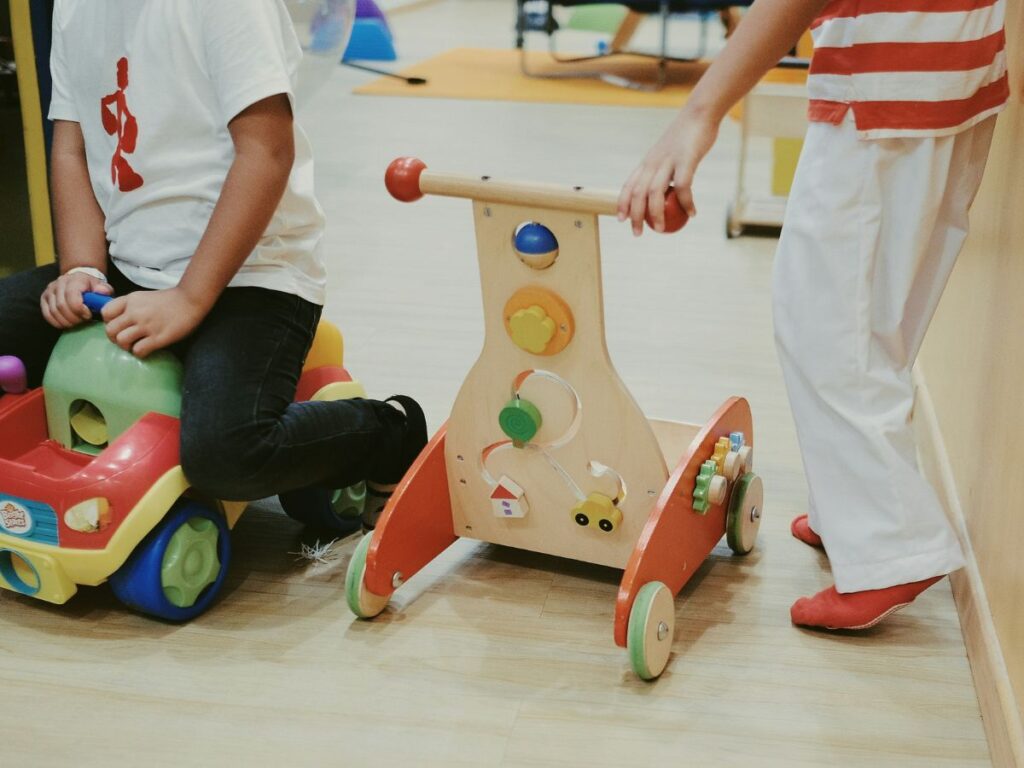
[509,305,557,354]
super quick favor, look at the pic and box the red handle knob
[385,157,427,203]
[645,188,689,234]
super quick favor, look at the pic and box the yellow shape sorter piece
[509,305,556,354]
[503,286,575,356]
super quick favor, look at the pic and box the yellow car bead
[571,493,623,533]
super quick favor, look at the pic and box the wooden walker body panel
[445,201,669,569]
[357,159,762,680]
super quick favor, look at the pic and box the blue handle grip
[82,292,113,318]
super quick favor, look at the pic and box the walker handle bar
[383,157,687,232]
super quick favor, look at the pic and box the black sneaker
[386,395,429,476]
[361,395,429,531]
[361,484,392,532]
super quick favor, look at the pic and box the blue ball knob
[514,223,559,269]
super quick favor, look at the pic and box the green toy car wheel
[109,501,231,622]
[345,533,390,619]
[162,516,222,608]
[627,581,675,681]
[726,472,764,555]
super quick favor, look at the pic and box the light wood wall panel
[917,2,1024,763]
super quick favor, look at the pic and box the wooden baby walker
[344,157,764,681]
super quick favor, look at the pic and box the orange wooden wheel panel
[613,397,754,647]
[364,425,457,597]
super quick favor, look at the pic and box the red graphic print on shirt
[100,57,144,192]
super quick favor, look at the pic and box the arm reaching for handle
[617,0,829,236]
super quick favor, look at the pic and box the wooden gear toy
[345,157,764,680]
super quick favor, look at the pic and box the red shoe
[790,576,943,630]
[791,514,823,548]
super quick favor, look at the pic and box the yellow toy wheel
[627,581,675,681]
[726,473,764,555]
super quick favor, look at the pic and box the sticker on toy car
[0,498,33,535]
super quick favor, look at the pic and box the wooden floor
[1,2,989,765]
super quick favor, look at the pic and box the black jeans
[0,262,411,500]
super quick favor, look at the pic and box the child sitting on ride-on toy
[0,0,426,612]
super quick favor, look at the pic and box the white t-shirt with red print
[48,0,327,305]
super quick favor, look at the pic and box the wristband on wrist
[64,266,108,282]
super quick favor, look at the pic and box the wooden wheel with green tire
[627,581,675,681]
[727,472,763,555]
[345,533,390,619]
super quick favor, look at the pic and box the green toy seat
[42,324,183,454]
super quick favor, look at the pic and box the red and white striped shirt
[807,0,1010,138]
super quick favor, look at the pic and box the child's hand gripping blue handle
[82,291,113,319]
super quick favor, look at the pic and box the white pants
[773,115,996,592]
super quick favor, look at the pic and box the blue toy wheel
[109,501,231,622]
[279,483,366,537]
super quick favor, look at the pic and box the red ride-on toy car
[0,294,365,620]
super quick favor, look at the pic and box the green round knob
[499,398,543,443]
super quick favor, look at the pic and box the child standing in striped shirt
[619,0,1008,630]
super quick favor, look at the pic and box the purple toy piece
[356,0,389,25]
[0,356,28,395]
